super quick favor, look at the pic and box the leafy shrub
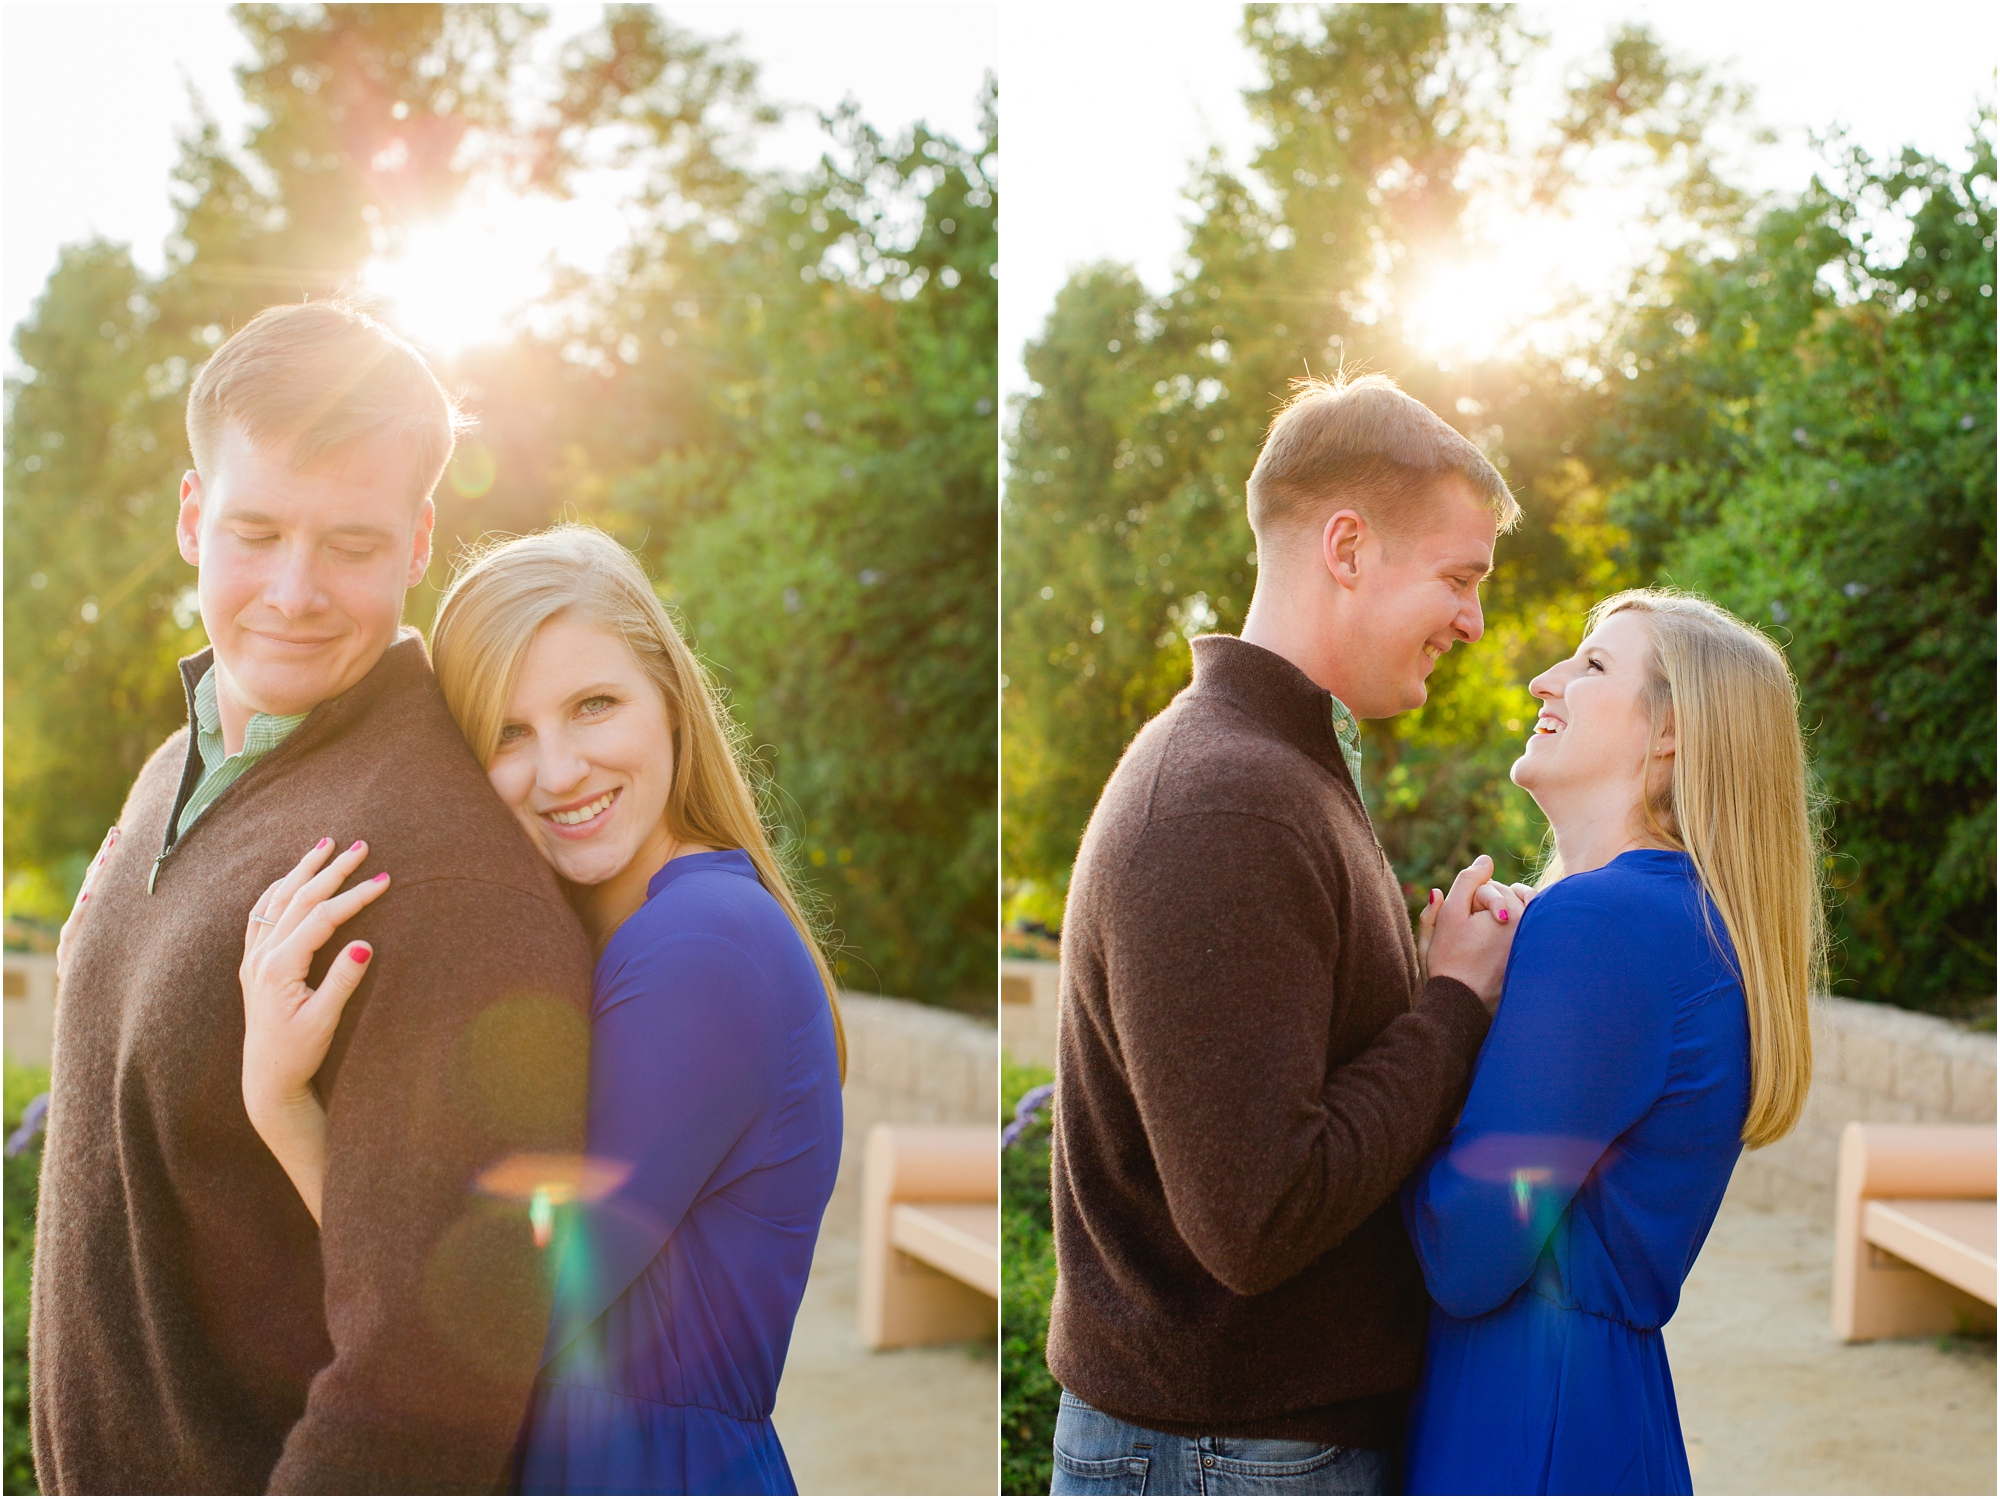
[1001,1054,1058,1496]
[5,1060,49,1496]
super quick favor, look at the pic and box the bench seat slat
[890,1202,1000,1298]
[1864,1198,1997,1305]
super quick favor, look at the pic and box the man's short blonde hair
[1246,373,1519,546]
[185,301,465,499]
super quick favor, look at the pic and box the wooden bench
[1833,1121,1996,1341]
[857,1123,997,1349]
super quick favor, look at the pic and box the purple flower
[1003,1083,1054,1149]
[6,1093,48,1158]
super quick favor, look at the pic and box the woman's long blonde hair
[1540,589,1825,1148]
[430,523,846,1081]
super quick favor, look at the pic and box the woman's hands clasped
[239,838,391,1224]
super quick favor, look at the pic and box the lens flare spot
[450,440,497,499]
[448,995,589,1143]
[477,1151,633,1250]
[1510,1167,1553,1222]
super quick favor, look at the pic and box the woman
[235,524,846,1496]
[1402,588,1822,1495]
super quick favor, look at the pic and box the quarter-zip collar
[1186,634,1365,808]
[149,629,434,892]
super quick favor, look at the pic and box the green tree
[577,94,1001,1003]
[7,6,996,1007]
[1601,129,1997,1009]
[1004,6,1988,1016]
[1003,8,1741,921]
[7,4,560,882]
[4,246,202,873]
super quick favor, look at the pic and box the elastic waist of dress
[1524,1283,1663,1335]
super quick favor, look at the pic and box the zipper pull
[149,851,168,894]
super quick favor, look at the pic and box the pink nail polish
[373,872,389,884]
[349,944,371,963]
[348,840,365,854]
[1497,909,1510,924]
[317,837,332,850]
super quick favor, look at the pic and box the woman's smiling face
[484,613,677,888]
[1511,609,1663,807]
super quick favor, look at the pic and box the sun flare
[1400,208,1632,365]
[360,196,559,357]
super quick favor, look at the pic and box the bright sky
[1,3,997,358]
[999,2,1998,406]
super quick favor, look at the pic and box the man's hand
[1417,855,1527,1014]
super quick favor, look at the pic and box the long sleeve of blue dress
[1403,891,1674,1319]
[540,931,787,1361]
[1400,850,1750,1496]
[518,850,843,1497]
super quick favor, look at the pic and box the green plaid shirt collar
[1328,694,1363,788]
[175,666,310,836]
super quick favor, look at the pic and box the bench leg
[1834,1125,1997,1342]
[858,1240,996,1350]
[857,1125,998,1350]
[1837,1242,1995,1342]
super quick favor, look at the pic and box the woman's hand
[55,826,119,982]
[1417,869,1534,983]
[1478,881,1536,918]
[240,838,390,1225]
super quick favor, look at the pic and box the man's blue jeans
[1049,1392,1395,1496]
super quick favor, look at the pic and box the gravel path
[1666,1194,1995,1495]
[769,1167,1991,1496]
[772,1185,998,1495]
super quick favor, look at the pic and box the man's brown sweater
[1045,634,1494,1449]
[31,633,594,1495]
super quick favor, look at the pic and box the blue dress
[516,850,843,1495]
[1401,850,1751,1496]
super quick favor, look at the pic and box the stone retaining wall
[1000,957,1059,1070]
[4,952,57,1068]
[1728,995,1996,1222]
[834,991,998,1204]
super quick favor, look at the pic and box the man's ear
[406,497,436,587]
[176,471,203,566]
[1321,508,1366,591]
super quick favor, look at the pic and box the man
[32,302,595,1494]
[1045,374,1526,1494]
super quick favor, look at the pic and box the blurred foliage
[3,5,996,1006]
[1609,136,1996,1008]
[1000,1054,1057,1496]
[5,1060,50,1496]
[1002,3,1994,1012]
